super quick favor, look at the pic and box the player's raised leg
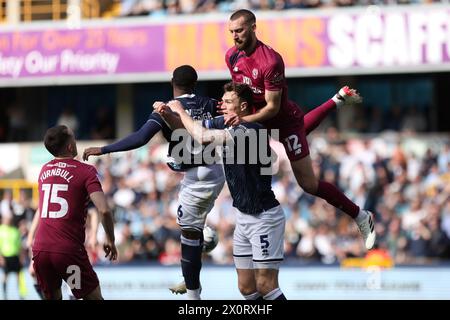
[304,86,362,135]
[290,154,376,250]
[281,119,376,250]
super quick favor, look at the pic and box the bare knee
[255,269,279,296]
[237,269,257,296]
[239,283,257,296]
[256,277,277,296]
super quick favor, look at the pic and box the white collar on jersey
[174,94,196,99]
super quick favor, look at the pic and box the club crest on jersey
[233,66,238,72]
[252,68,258,79]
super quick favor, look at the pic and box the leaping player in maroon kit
[224,10,376,253]
[32,125,117,300]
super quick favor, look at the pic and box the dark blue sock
[275,293,287,300]
[181,236,203,290]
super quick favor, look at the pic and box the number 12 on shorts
[284,134,302,155]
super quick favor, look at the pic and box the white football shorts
[177,164,225,232]
[233,205,285,270]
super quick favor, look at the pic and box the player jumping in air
[224,9,376,250]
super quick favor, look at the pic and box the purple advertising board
[0,5,449,86]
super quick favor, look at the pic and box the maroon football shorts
[32,250,100,299]
[265,100,310,161]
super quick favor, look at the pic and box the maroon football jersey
[225,40,304,128]
[33,158,102,254]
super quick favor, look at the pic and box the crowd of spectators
[118,0,448,17]
[1,129,449,268]
[67,130,450,266]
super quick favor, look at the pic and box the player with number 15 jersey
[32,125,116,300]
[34,159,101,254]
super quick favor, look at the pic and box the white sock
[263,288,283,300]
[243,292,262,300]
[186,288,201,300]
[355,209,368,224]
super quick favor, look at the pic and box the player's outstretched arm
[82,147,102,161]
[82,118,163,161]
[153,101,184,130]
[89,191,117,261]
[165,100,230,145]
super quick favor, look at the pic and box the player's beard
[235,31,254,52]
[235,38,249,52]
[234,39,243,50]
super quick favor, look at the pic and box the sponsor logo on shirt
[47,162,76,168]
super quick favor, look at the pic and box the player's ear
[240,101,248,112]
[67,142,73,154]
